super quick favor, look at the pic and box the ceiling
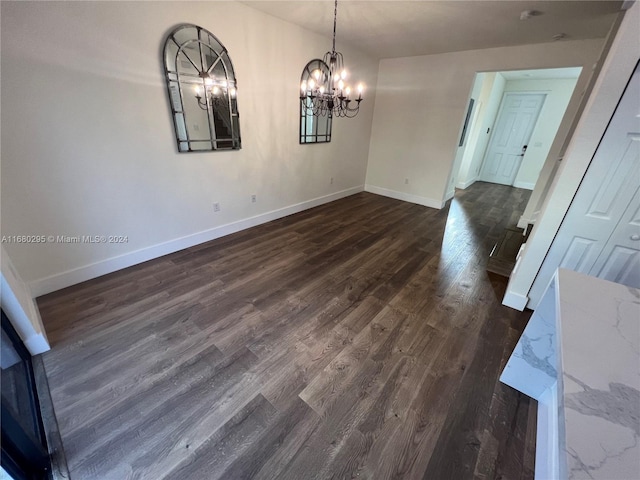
[240,1,623,59]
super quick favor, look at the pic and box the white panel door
[530,65,640,300]
[480,93,546,186]
[590,186,640,288]
[555,133,639,275]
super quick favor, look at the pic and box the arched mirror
[299,59,332,144]
[164,24,241,152]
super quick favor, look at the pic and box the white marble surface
[501,282,558,399]
[556,269,640,480]
[501,268,640,480]
[501,278,563,480]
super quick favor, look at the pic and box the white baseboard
[364,184,444,209]
[517,215,535,229]
[444,189,455,202]
[1,274,50,354]
[502,289,529,311]
[455,177,477,190]
[29,186,364,297]
[513,180,536,190]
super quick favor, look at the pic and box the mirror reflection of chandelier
[194,72,237,111]
[300,0,364,118]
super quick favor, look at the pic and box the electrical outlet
[330,177,334,185]
[213,202,220,212]
[251,194,257,203]
[404,178,409,185]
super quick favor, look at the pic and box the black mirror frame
[163,24,241,153]
[299,59,332,144]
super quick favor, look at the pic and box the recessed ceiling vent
[520,10,542,20]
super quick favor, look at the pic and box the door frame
[526,63,640,304]
[503,6,638,311]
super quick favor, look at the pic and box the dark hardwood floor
[38,182,536,480]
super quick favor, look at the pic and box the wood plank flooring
[38,182,535,480]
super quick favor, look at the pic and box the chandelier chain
[332,0,338,53]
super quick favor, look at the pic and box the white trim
[535,386,560,480]
[517,215,534,229]
[24,334,50,355]
[29,186,364,296]
[444,189,455,202]
[456,177,477,190]
[513,180,536,190]
[364,184,444,209]
[1,274,50,355]
[518,209,541,229]
[502,289,529,311]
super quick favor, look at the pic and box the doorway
[447,67,582,196]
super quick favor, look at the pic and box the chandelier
[194,71,237,111]
[300,0,364,118]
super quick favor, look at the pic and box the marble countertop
[555,269,640,479]
[500,269,640,479]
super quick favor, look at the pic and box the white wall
[446,72,484,196]
[365,39,605,209]
[505,78,579,190]
[0,1,378,295]
[504,4,639,310]
[459,72,507,189]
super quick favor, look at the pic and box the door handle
[631,234,640,241]
[518,145,528,157]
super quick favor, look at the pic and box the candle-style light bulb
[313,69,321,80]
[204,77,214,87]
[308,78,315,89]
[334,74,340,82]
[341,69,347,79]
[357,83,364,100]
[319,85,325,94]
[338,80,345,90]
[230,87,237,98]
[345,86,351,98]
[301,81,307,92]
[212,86,220,95]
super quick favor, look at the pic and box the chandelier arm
[195,95,208,111]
